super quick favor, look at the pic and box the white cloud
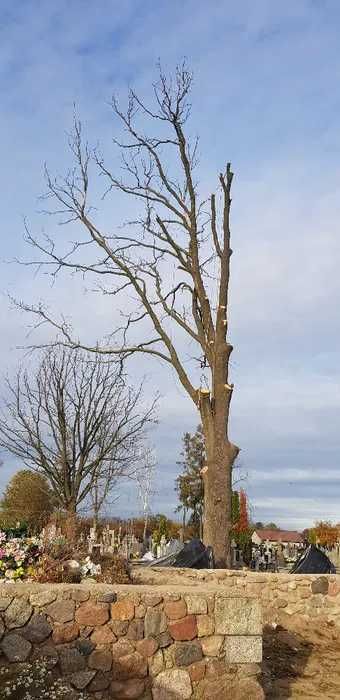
[253,496,340,529]
[251,468,340,483]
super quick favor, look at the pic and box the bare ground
[261,618,340,699]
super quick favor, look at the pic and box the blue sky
[1,1,340,528]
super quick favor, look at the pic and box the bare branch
[0,348,156,514]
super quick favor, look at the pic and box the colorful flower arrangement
[0,530,41,581]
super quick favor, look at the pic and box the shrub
[0,470,55,535]
[96,554,131,584]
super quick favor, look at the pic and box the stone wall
[132,568,340,628]
[0,583,263,699]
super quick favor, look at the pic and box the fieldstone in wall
[135,603,147,618]
[136,637,159,657]
[164,599,187,620]
[144,609,167,638]
[59,647,87,674]
[311,577,329,594]
[158,630,172,648]
[46,599,75,623]
[328,581,339,596]
[143,594,163,607]
[88,670,111,692]
[72,589,90,603]
[111,598,135,621]
[188,659,206,682]
[168,615,198,641]
[204,657,226,680]
[112,650,147,680]
[88,647,112,672]
[22,613,52,643]
[91,625,116,644]
[200,635,224,657]
[0,597,13,612]
[215,596,261,635]
[53,622,79,643]
[110,619,130,636]
[152,669,192,699]
[224,635,262,663]
[232,677,265,700]
[69,670,96,690]
[1,632,32,662]
[197,614,214,637]
[148,648,164,676]
[111,678,146,699]
[173,641,203,666]
[76,637,96,656]
[127,618,144,640]
[30,590,57,607]
[185,595,208,615]
[112,637,135,659]
[5,598,32,629]
[75,601,109,626]
[98,591,117,603]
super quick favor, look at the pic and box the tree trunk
[182,508,186,541]
[203,441,233,568]
[66,500,77,514]
[143,513,148,547]
[199,506,203,542]
[63,500,78,544]
[200,385,238,568]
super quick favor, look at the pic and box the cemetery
[0,513,339,698]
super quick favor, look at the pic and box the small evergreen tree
[175,426,205,538]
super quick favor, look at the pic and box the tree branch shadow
[260,623,313,699]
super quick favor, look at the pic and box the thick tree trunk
[200,380,238,568]
[66,500,77,514]
[203,440,233,568]
[63,499,78,544]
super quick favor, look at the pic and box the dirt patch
[261,618,340,699]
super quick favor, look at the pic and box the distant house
[251,529,304,548]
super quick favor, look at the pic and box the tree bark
[203,440,234,568]
[143,514,148,547]
[66,500,77,514]
[200,348,239,568]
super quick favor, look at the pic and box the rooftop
[254,529,304,543]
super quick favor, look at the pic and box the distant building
[252,528,304,548]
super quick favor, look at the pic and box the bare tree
[0,348,155,515]
[15,64,239,566]
[90,435,154,527]
[136,447,156,547]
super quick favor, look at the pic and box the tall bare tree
[16,64,239,566]
[0,348,155,515]
[136,447,156,547]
